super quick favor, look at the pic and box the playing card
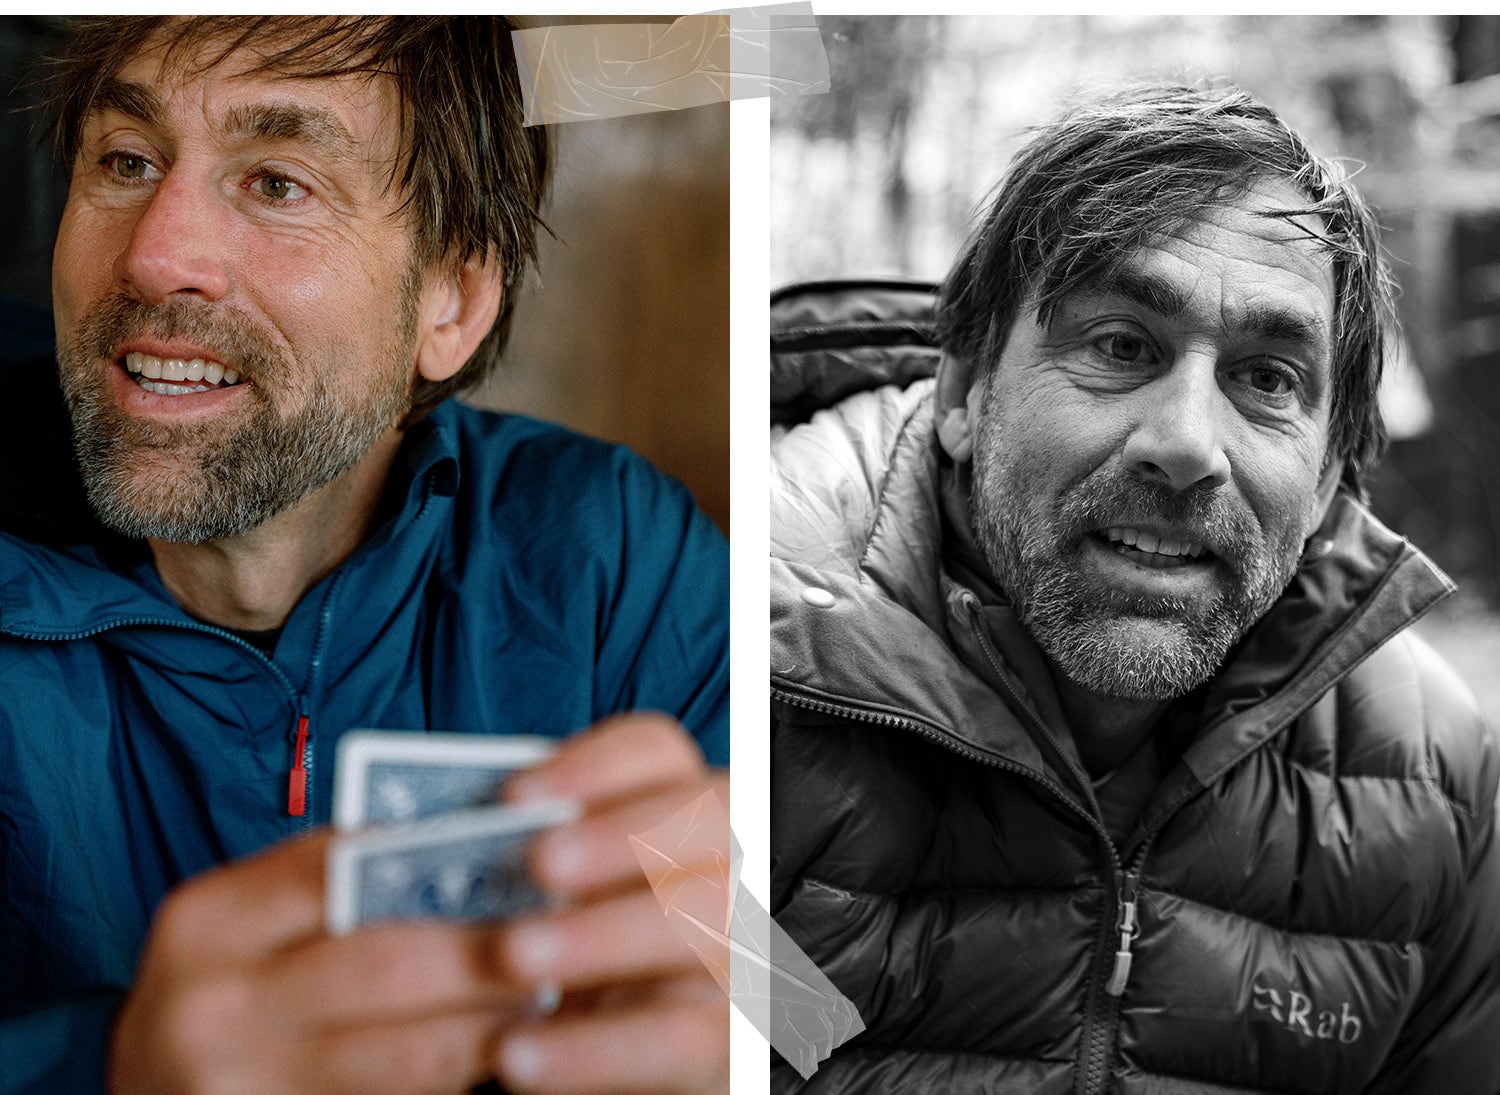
[333,730,555,830]
[327,799,580,935]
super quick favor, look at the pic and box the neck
[148,428,403,631]
[1049,670,1169,778]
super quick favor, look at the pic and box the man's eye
[252,175,307,202]
[1094,333,1154,365]
[103,153,158,182]
[1243,364,1293,396]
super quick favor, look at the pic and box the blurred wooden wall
[473,101,730,535]
[474,13,730,536]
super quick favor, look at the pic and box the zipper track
[3,614,295,690]
[775,685,1096,831]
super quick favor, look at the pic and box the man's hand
[109,830,533,1094]
[108,713,728,1095]
[496,713,730,1095]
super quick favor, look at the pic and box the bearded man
[0,16,728,1094]
[771,86,1500,1093]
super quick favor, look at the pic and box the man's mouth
[1098,526,1210,570]
[123,351,245,397]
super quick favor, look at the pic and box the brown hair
[48,16,550,421]
[938,84,1395,489]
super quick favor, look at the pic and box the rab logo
[1251,977,1362,1044]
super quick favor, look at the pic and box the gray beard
[971,460,1304,701]
[58,295,413,544]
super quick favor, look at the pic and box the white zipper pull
[1105,872,1139,997]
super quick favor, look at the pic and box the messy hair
[938,84,1395,488]
[48,16,550,422]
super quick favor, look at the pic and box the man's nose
[112,171,231,303]
[1121,357,1232,492]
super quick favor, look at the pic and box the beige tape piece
[512,4,829,126]
[629,789,864,1080]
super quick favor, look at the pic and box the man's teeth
[124,351,240,388]
[1103,526,1206,559]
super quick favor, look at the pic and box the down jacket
[770,282,1500,1094]
[0,324,729,1092]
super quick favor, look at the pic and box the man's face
[53,33,423,543]
[970,182,1337,700]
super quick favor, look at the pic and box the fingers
[497,986,729,1095]
[145,829,335,968]
[506,713,705,808]
[528,780,728,898]
[313,1008,508,1095]
[501,890,700,990]
[267,921,529,1028]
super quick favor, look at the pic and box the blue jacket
[0,383,729,1091]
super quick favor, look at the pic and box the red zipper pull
[287,715,310,817]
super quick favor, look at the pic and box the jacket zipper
[7,467,444,831]
[1105,870,1140,997]
[287,713,311,817]
[285,568,351,829]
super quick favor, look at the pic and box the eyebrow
[1092,266,1329,352]
[221,101,357,162]
[89,77,165,130]
[86,79,356,164]
[1094,267,1191,321]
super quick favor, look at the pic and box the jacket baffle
[0,394,729,1092]
[770,284,1500,1094]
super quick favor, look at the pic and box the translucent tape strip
[511,4,829,126]
[629,789,864,1079]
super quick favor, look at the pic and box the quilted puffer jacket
[770,282,1500,1094]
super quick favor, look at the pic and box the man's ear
[934,351,984,463]
[414,254,504,384]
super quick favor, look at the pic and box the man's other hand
[497,713,731,1095]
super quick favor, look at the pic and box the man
[771,86,1500,1092]
[0,16,728,1094]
